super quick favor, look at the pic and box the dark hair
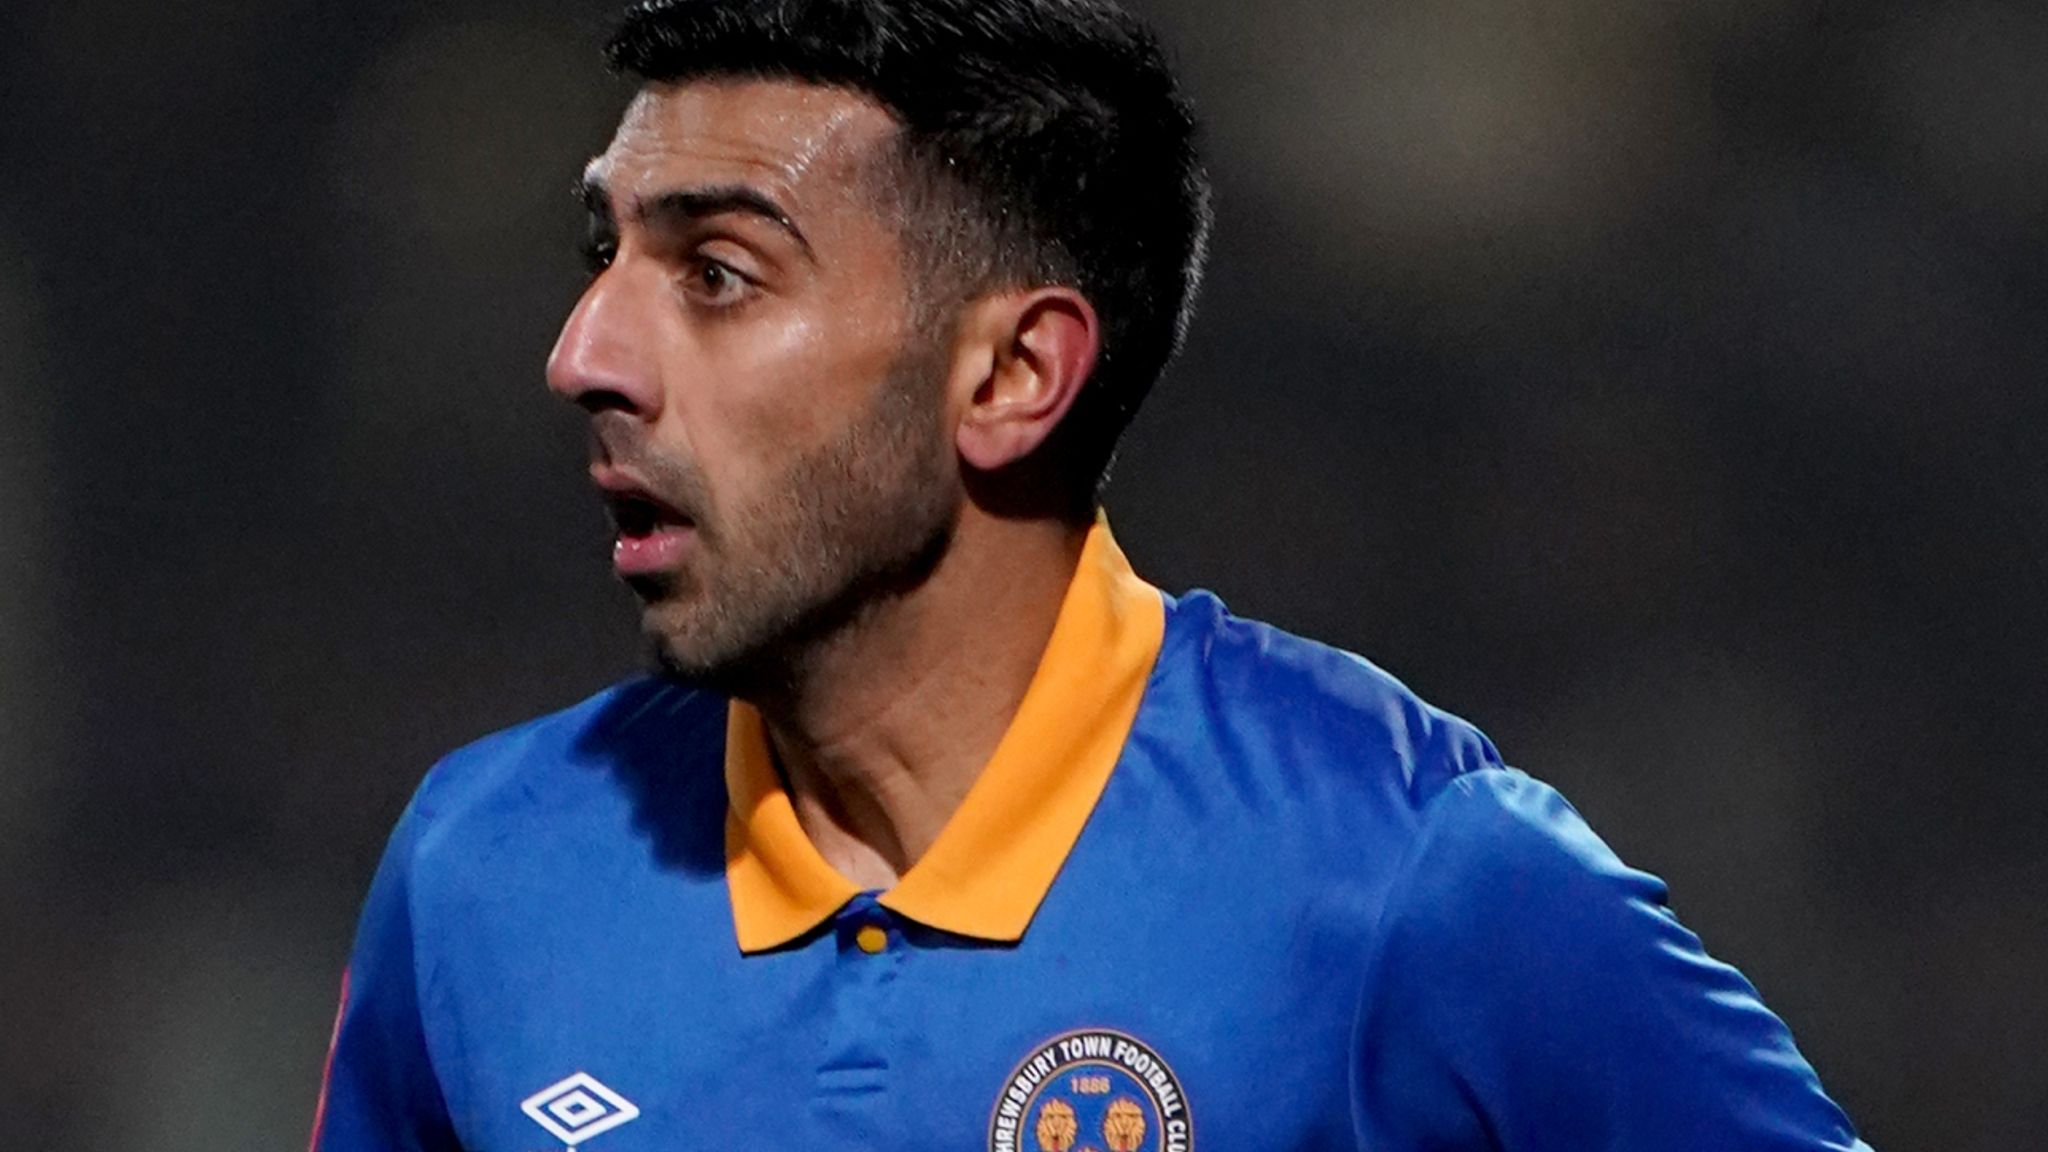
[606,0,1212,510]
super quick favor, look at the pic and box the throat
[767,705,987,885]
[746,513,1087,890]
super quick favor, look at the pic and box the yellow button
[855,924,889,955]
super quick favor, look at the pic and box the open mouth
[601,485,696,578]
[607,492,668,540]
[600,478,694,535]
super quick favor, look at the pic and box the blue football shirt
[311,523,1870,1151]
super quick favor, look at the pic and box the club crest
[988,1029,1191,1152]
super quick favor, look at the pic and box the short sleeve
[1351,768,1871,1152]
[310,794,461,1152]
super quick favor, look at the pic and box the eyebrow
[578,177,814,260]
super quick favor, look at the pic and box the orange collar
[722,520,1166,953]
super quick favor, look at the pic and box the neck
[746,509,1089,890]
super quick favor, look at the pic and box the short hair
[606,0,1213,511]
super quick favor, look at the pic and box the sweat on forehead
[585,79,903,212]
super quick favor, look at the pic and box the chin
[646,637,764,698]
[628,573,707,637]
[640,605,751,694]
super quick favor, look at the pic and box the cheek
[678,301,910,461]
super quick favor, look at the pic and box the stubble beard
[638,346,958,697]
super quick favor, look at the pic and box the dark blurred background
[3,0,2042,1147]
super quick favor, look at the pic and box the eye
[685,257,754,308]
[580,232,617,277]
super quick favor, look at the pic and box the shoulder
[394,676,729,877]
[1151,589,1505,812]
[412,676,718,814]
[1351,763,1871,1152]
[1155,593,1654,920]
[1387,767,1664,947]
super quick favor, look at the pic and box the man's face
[547,80,959,687]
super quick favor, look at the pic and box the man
[313,1,1872,1149]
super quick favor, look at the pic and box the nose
[546,268,663,418]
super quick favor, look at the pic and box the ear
[949,287,1101,473]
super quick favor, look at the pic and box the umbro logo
[520,1072,641,1149]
